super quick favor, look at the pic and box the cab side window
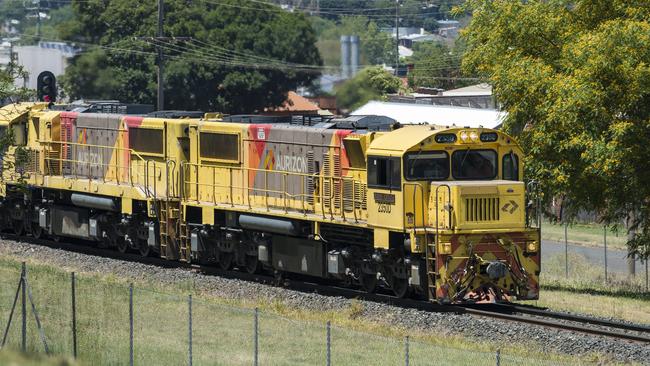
[503,153,519,181]
[368,156,401,191]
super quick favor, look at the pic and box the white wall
[13,45,69,89]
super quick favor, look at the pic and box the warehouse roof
[351,101,505,129]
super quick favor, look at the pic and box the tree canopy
[335,66,401,111]
[407,40,469,90]
[460,0,650,257]
[59,0,322,113]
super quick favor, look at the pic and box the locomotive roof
[368,124,518,152]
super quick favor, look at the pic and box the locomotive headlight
[459,131,469,142]
[527,241,538,252]
[469,131,479,142]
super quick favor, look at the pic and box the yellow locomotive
[0,102,540,303]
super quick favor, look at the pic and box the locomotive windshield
[404,151,449,180]
[452,149,497,180]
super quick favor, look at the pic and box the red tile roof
[266,91,321,113]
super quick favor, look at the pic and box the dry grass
[0,255,619,366]
[517,252,650,324]
[0,351,77,366]
[541,221,628,249]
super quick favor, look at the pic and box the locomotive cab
[365,125,540,303]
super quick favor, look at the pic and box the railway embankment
[0,238,647,365]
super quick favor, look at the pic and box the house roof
[266,91,321,113]
[443,83,492,97]
[351,101,505,129]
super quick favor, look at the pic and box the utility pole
[37,0,41,41]
[136,0,190,110]
[157,0,164,111]
[395,0,400,75]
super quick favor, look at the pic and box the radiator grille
[465,197,500,222]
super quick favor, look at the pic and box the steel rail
[459,307,650,344]
[488,303,650,334]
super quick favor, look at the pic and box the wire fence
[0,262,585,366]
[541,222,649,293]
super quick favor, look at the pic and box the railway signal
[36,71,57,102]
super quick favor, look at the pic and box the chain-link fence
[541,222,649,293]
[0,261,585,366]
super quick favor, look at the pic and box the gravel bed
[0,238,648,364]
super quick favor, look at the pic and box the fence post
[496,349,501,366]
[645,257,650,292]
[646,259,648,293]
[326,321,331,366]
[129,283,134,366]
[21,262,26,353]
[71,272,77,359]
[254,307,258,366]
[404,336,409,366]
[188,295,193,366]
[603,225,607,283]
[564,222,568,278]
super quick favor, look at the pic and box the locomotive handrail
[39,140,156,195]
[166,160,177,198]
[402,182,426,232]
[180,162,364,221]
[435,184,452,249]
[525,180,541,228]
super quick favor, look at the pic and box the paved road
[542,239,646,274]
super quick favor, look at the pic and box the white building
[13,42,78,89]
[351,101,506,129]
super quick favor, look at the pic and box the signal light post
[36,71,57,102]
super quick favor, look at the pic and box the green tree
[460,0,650,258]
[59,0,322,113]
[336,66,401,111]
[0,64,33,103]
[407,41,468,90]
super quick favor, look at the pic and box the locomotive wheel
[116,237,128,254]
[360,273,377,293]
[218,252,233,271]
[273,270,285,286]
[13,219,24,236]
[138,240,151,257]
[244,255,261,274]
[31,223,43,240]
[391,277,410,299]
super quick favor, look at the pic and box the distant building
[389,84,497,110]
[382,27,425,38]
[264,91,328,116]
[437,20,461,39]
[307,95,338,115]
[12,42,79,89]
[351,100,505,129]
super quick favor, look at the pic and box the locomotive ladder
[158,200,184,261]
[426,242,437,300]
[178,205,191,263]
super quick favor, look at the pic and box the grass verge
[517,252,650,324]
[0,254,627,366]
[0,350,76,366]
[541,221,628,250]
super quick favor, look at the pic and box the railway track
[458,304,650,344]
[5,233,650,344]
